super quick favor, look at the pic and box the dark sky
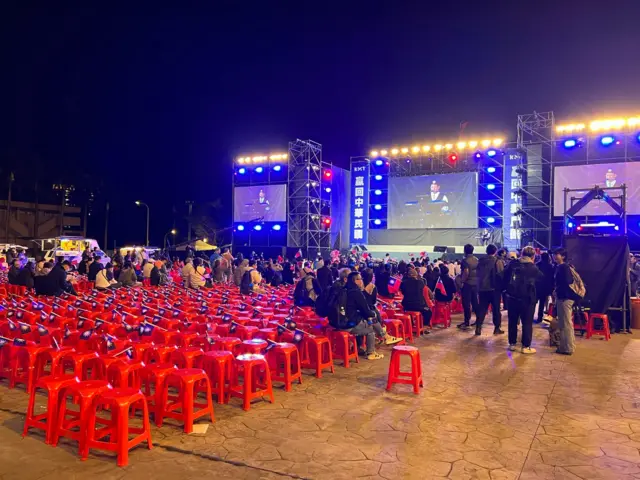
[3,2,640,246]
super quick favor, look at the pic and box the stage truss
[287,139,332,256]
[516,111,555,250]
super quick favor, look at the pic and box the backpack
[506,262,531,300]
[477,256,498,291]
[568,265,586,299]
[318,284,348,329]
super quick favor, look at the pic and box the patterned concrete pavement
[2,315,640,479]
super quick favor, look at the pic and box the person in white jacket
[95,263,121,290]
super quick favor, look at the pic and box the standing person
[497,249,509,310]
[505,246,543,354]
[553,248,579,355]
[535,252,555,323]
[8,260,21,285]
[87,256,103,282]
[629,254,640,298]
[17,261,35,289]
[400,268,432,333]
[458,244,479,330]
[474,244,505,336]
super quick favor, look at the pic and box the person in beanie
[504,246,543,354]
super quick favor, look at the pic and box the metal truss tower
[287,139,332,257]
[516,111,555,250]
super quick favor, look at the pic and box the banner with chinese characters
[503,148,523,250]
[350,160,370,244]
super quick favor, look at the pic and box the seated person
[142,259,155,279]
[35,260,77,296]
[118,261,140,287]
[374,264,393,298]
[17,261,35,289]
[7,260,21,285]
[293,272,322,307]
[361,268,402,346]
[189,258,209,289]
[435,263,456,303]
[96,263,121,290]
[400,267,432,333]
[87,257,103,282]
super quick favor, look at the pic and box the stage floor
[2,314,640,479]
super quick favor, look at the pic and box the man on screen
[605,169,617,188]
[258,189,270,206]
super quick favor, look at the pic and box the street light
[135,201,150,246]
[164,229,177,250]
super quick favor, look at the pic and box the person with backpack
[457,244,479,330]
[553,247,583,355]
[504,246,543,354]
[474,244,505,336]
[293,272,322,307]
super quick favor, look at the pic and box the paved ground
[2,315,640,480]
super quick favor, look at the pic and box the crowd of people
[1,241,600,359]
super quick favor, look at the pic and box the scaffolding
[287,139,332,257]
[516,111,555,250]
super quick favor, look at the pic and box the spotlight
[487,200,496,207]
[272,224,281,231]
[322,217,331,230]
[637,133,640,143]
[374,189,382,195]
[487,149,497,157]
[238,167,246,174]
[487,184,496,190]
[370,150,379,157]
[448,153,458,162]
[255,166,264,173]
[600,135,615,146]
[374,175,383,180]
[254,225,262,231]
[374,204,382,210]
[325,187,332,193]
[273,165,282,172]
[380,149,388,156]
[615,225,620,231]
[323,170,332,179]
[563,139,577,149]
[475,152,482,159]
[487,217,495,224]
[237,225,245,231]
[487,166,496,173]
[567,222,573,228]
[374,219,382,226]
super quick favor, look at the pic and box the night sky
[3,2,640,247]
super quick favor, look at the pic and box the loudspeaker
[446,247,456,254]
[434,245,447,253]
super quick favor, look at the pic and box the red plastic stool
[58,351,103,380]
[386,345,423,394]
[256,328,277,341]
[83,388,153,466]
[201,351,233,404]
[107,359,145,388]
[300,336,334,378]
[143,345,178,364]
[228,354,274,411]
[407,311,426,336]
[240,338,268,355]
[267,342,302,392]
[170,347,205,369]
[328,330,359,368]
[139,363,178,426]
[394,314,415,343]
[22,375,78,444]
[10,344,50,392]
[432,302,451,328]
[383,318,406,344]
[158,368,215,433]
[586,313,611,340]
[213,337,241,353]
[53,380,113,453]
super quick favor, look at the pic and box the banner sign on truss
[503,148,523,250]
[350,160,370,244]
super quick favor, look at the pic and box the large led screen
[553,162,640,216]
[233,185,287,222]
[388,172,478,229]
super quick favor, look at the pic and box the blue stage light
[563,139,577,149]
[375,160,384,166]
[487,149,497,157]
[374,189,382,195]
[568,222,573,228]
[255,166,264,173]
[487,217,495,224]
[600,136,615,146]
[374,204,382,210]
[487,166,496,173]
[487,200,496,207]
[254,225,262,231]
[273,165,282,172]
[374,219,382,225]
[237,225,245,231]
[374,174,383,181]
[475,152,482,159]
[238,167,246,174]
[325,187,332,193]
[615,225,620,231]
[272,224,281,231]
[487,184,496,190]
[637,133,640,143]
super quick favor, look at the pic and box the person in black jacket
[505,247,543,354]
[434,264,456,303]
[17,261,35,289]
[400,268,432,332]
[8,260,21,285]
[374,264,392,298]
[316,259,333,293]
[281,261,294,285]
[474,244,505,336]
[535,252,555,323]
[35,260,76,296]
[87,257,103,282]
[344,271,384,360]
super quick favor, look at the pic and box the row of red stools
[547,302,611,340]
